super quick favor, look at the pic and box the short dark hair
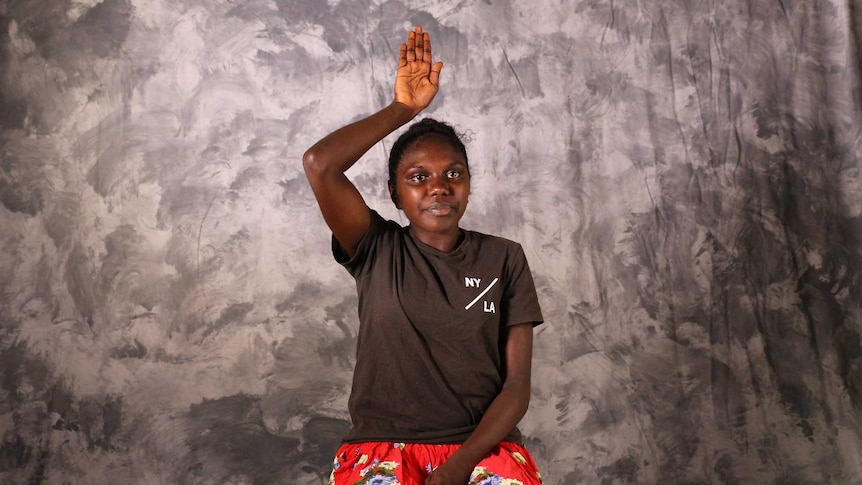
[387,118,469,202]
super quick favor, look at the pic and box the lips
[425,201,456,216]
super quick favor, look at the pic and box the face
[391,135,470,244]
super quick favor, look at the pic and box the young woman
[303,26,544,485]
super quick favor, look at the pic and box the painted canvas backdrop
[2,0,861,483]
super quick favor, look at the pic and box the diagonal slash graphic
[465,277,499,310]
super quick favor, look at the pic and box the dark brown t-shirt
[333,210,544,444]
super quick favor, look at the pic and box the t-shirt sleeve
[331,208,384,278]
[502,244,544,328]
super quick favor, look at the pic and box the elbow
[302,148,337,183]
[516,393,531,419]
[514,379,533,418]
[502,383,531,420]
[302,148,321,177]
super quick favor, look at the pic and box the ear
[388,180,400,208]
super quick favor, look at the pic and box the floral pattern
[469,466,525,485]
[354,459,400,485]
[329,442,541,485]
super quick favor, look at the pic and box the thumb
[429,61,444,86]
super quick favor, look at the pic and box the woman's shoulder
[464,228,525,254]
[369,209,408,233]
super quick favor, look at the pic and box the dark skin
[393,136,470,252]
[302,25,443,257]
[302,26,535,485]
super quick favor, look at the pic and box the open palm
[394,25,444,115]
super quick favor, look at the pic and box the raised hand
[394,25,444,116]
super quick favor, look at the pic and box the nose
[428,176,450,196]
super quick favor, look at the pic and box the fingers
[406,25,433,63]
[414,26,425,62]
[422,32,433,63]
[403,25,439,67]
[406,29,415,62]
[399,43,407,67]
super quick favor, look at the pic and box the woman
[303,25,544,485]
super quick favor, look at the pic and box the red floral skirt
[328,441,543,485]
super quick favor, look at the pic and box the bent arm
[426,322,535,485]
[302,103,415,257]
[302,26,443,258]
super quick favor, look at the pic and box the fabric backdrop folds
[1,0,860,483]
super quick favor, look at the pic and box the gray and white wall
[1,0,861,483]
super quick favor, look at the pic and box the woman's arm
[426,323,535,485]
[302,26,443,258]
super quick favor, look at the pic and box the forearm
[445,386,530,474]
[302,102,415,176]
[427,324,534,485]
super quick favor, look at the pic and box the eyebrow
[404,161,467,170]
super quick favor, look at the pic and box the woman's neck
[409,225,464,253]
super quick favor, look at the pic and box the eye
[408,173,428,182]
[446,170,461,179]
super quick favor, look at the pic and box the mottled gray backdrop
[2,0,861,484]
